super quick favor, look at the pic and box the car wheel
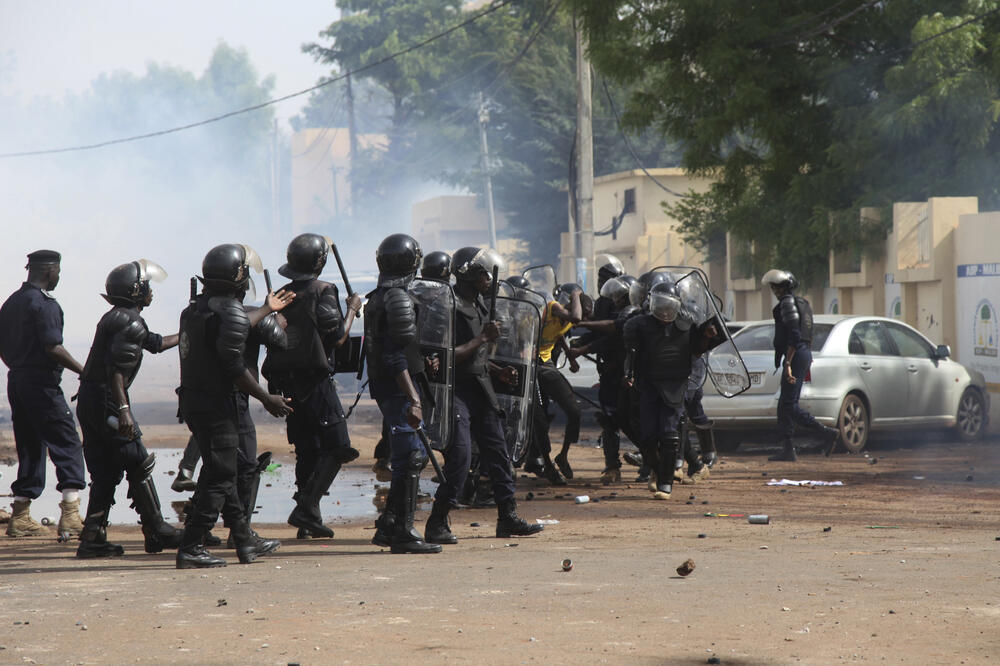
[838,393,869,453]
[955,388,985,441]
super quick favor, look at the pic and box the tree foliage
[569,0,1000,285]
[301,1,680,262]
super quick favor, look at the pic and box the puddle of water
[0,449,435,527]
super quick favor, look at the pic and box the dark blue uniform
[0,282,85,498]
[436,292,515,508]
[773,294,821,439]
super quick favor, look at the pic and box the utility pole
[270,118,280,235]
[575,16,596,293]
[345,74,358,220]
[477,92,499,250]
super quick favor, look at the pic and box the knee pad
[406,449,428,472]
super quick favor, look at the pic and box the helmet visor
[628,281,647,307]
[471,248,505,280]
[596,253,625,276]
[761,268,792,287]
[137,259,168,284]
[599,276,629,303]
[650,291,681,322]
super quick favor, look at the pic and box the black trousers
[8,377,85,498]
[535,361,580,445]
[282,374,351,490]
[435,383,515,507]
[183,403,244,534]
[180,393,258,511]
[77,382,150,515]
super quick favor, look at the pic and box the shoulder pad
[208,295,250,357]
[254,312,288,350]
[110,311,147,371]
[779,294,800,325]
[105,307,138,332]
[384,287,417,346]
[315,283,343,333]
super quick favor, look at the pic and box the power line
[600,79,688,198]
[0,0,519,160]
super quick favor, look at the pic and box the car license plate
[750,372,763,385]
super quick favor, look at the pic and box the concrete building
[557,168,719,292]
[410,194,528,275]
[289,128,385,234]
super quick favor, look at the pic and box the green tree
[303,1,680,261]
[569,0,1000,285]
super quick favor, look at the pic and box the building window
[623,188,636,214]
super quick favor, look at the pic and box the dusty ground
[1,412,1000,665]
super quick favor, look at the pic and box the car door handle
[907,365,918,373]
[858,362,872,371]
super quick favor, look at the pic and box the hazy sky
[1,0,339,126]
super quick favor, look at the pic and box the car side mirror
[935,344,950,359]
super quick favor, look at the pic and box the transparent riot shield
[669,268,751,398]
[408,278,455,451]
[522,265,557,300]
[489,295,542,463]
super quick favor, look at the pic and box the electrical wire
[0,0,519,159]
[600,78,688,198]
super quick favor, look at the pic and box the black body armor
[772,294,814,352]
[624,315,694,382]
[81,307,161,388]
[178,293,249,400]
[262,279,343,379]
[365,286,426,393]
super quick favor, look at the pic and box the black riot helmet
[555,282,582,307]
[597,254,625,289]
[103,260,168,308]
[201,244,263,298]
[629,271,674,308]
[761,268,798,293]
[376,233,422,279]
[279,233,330,281]
[599,276,631,308]
[649,280,682,323]
[421,251,451,280]
[452,246,504,283]
[504,275,530,290]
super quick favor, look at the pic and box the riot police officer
[426,247,542,543]
[76,260,182,557]
[261,233,362,539]
[366,234,441,554]
[176,244,291,568]
[623,279,716,500]
[0,250,87,537]
[762,269,839,461]
[421,251,452,281]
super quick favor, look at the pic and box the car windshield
[732,323,833,352]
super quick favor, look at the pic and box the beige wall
[409,195,525,273]
[562,168,719,293]
[289,128,385,234]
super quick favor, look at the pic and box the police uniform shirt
[0,282,66,385]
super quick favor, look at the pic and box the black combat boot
[228,452,271,549]
[176,524,226,569]
[699,429,717,468]
[127,454,182,553]
[768,439,798,462]
[496,498,544,538]
[231,520,280,564]
[653,436,679,500]
[76,509,124,559]
[287,454,340,538]
[390,462,441,554]
[170,465,198,492]
[424,500,457,545]
[371,480,398,548]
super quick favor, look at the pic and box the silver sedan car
[702,315,990,452]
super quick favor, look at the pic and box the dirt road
[1,422,999,665]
